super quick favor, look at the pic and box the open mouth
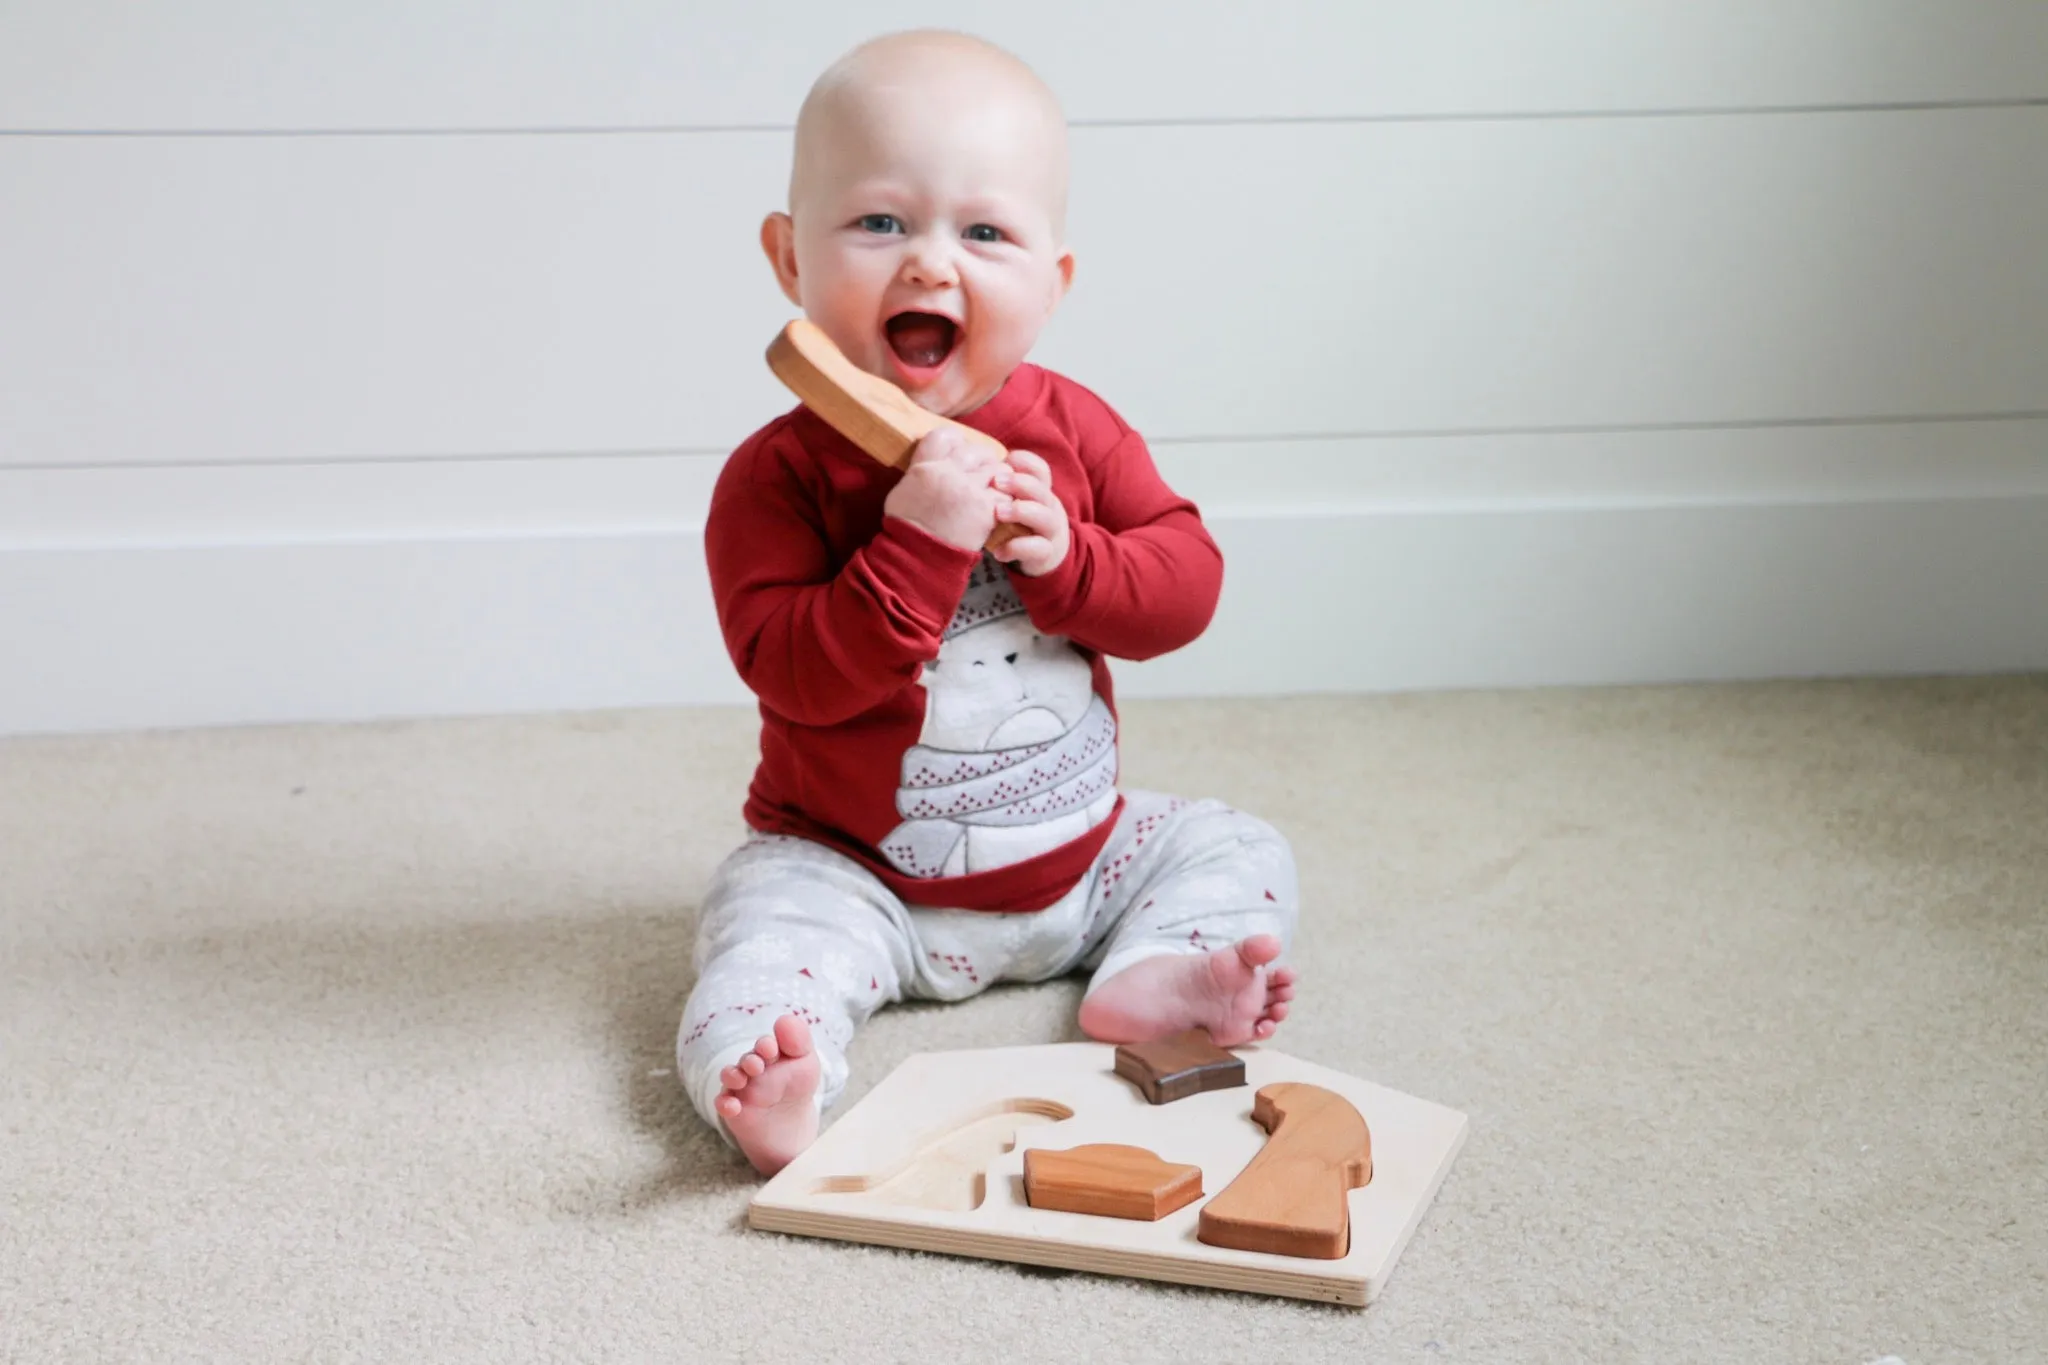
[885,312,960,373]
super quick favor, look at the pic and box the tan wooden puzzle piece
[748,1043,1466,1306]
[1022,1144,1204,1221]
[766,319,1021,548]
[1197,1083,1373,1260]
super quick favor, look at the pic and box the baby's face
[766,45,1073,418]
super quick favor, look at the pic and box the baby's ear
[760,212,803,306]
[1048,248,1076,313]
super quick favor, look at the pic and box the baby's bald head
[762,32,1076,416]
[789,30,1069,239]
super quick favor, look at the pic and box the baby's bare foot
[1077,934,1297,1048]
[714,1013,821,1176]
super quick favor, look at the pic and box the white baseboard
[5,493,2045,736]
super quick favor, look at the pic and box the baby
[679,30,1300,1176]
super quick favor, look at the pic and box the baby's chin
[911,347,1032,419]
[922,378,1008,420]
[915,378,999,419]
[882,354,1007,419]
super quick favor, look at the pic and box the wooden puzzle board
[748,1042,1468,1306]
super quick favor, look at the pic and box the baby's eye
[858,214,904,234]
[964,224,1005,243]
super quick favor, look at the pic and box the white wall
[3,2,2046,735]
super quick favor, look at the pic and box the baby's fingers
[1005,449,1052,481]
[995,468,1053,506]
[996,496,1062,536]
[990,533,1053,566]
[908,427,967,464]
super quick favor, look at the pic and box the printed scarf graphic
[879,695,1118,878]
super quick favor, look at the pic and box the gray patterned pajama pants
[675,790,1298,1141]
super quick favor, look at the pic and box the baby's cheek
[802,257,879,319]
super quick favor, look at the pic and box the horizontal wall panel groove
[14,407,2048,476]
[5,495,2045,735]
[6,419,2042,549]
[5,109,2042,469]
[12,97,2048,139]
[4,2,2045,131]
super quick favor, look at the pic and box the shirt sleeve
[706,436,980,727]
[1009,424,1224,661]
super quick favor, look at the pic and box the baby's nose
[901,236,959,286]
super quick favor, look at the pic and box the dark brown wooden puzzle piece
[1197,1082,1373,1260]
[1022,1144,1204,1221]
[1113,1029,1247,1104]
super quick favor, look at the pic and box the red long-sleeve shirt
[706,362,1223,911]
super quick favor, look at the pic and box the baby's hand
[884,428,1005,552]
[989,450,1070,577]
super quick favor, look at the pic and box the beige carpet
[4,679,2044,1363]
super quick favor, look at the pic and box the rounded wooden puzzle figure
[677,30,1300,1177]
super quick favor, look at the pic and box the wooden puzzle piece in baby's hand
[1022,1144,1204,1221]
[766,319,1021,548]
[1197,1082,1373,1260]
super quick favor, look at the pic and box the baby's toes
[738,1051,767,1078]
[720,1064,752,1093]
[714,1093,743,1119]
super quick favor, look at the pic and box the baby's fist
[884,428,1004,551]
[990,450,1070,577]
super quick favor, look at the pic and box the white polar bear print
[879,557,1120,880]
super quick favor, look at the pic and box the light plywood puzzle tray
[748,1042,1468,1306]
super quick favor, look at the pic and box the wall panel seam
[5,97,2046,139]
[10,411,2048,475]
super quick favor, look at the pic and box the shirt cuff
[860,516,984,637]
[1011,520,1096,626]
